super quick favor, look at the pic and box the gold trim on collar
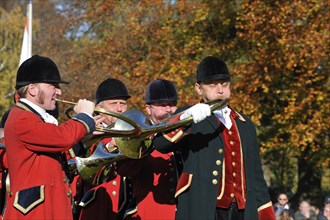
[235,112,246,122]
[16,102,32,112]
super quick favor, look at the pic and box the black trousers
[215,202,245,220]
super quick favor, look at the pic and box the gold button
[216,160,222,165]
[233,183,237,187]
[63,178,67,183]
[212,179,218,185]
[232,152,236,156]
[213,171,218,176]
[218,149,223,154]
[230,193,234,198]
[233,172,236,177]
[67,192,71,197]
[112,181,117,186]
[172,131,175,134]
[232,162,236,166]
[228,131,232,135]
[230,141,234,145]
[112,191,117,196]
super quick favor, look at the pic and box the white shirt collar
[214,106,232,129]
[20,98,58,125]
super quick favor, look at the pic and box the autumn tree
[234,0,329,207]
[55,0,240,111]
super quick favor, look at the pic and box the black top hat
[15,55,69,89]
[96,78,131,104]
[145,78,178,104]
[196,56,230,82]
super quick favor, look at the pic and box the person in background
[78,78,134,220]
[294,200,317,220]
[3,55,95,220]
[279,209,294,220]
[153,56,276,220]
[0,126,6,218]
[128,78,183,220]
[274,193,295,219]
[317,196,330,220]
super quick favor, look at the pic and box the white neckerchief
[214,106,232,129]
[20,98,58,125]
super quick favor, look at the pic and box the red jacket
[128,149,180,220]
[3,103,94,220]
[79,138,133,220]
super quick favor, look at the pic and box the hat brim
[97,95,131,104]
[197,74,230,82]
[16,80,70,87]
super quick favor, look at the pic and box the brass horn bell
[68,141,126,184]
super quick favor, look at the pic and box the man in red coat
[78,78,134,220]
[128,79,182,220]
[3,55,96,220]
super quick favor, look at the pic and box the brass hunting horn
[112,98,228,159]
[60,98,228,183]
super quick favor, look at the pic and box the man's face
[299,201,310,214]
[324,206,330,218]
[195,79,231,102]
[97,99,128,125]
[277,194,288,206]
[145,101,177,124]
[29,83,61,111]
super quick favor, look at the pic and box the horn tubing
[56,98,141,137]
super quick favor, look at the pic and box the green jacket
[154,111,271,220]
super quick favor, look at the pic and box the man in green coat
[154,56,275,220]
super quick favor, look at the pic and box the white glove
[180,103,211,123]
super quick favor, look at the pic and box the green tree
[0,5,25,115]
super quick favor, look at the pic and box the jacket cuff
[73,113,95,134]
[175,172,192,198]
[258,202,276,220]
[162,114,184,143]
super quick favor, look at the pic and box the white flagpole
[19,0,33,66]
